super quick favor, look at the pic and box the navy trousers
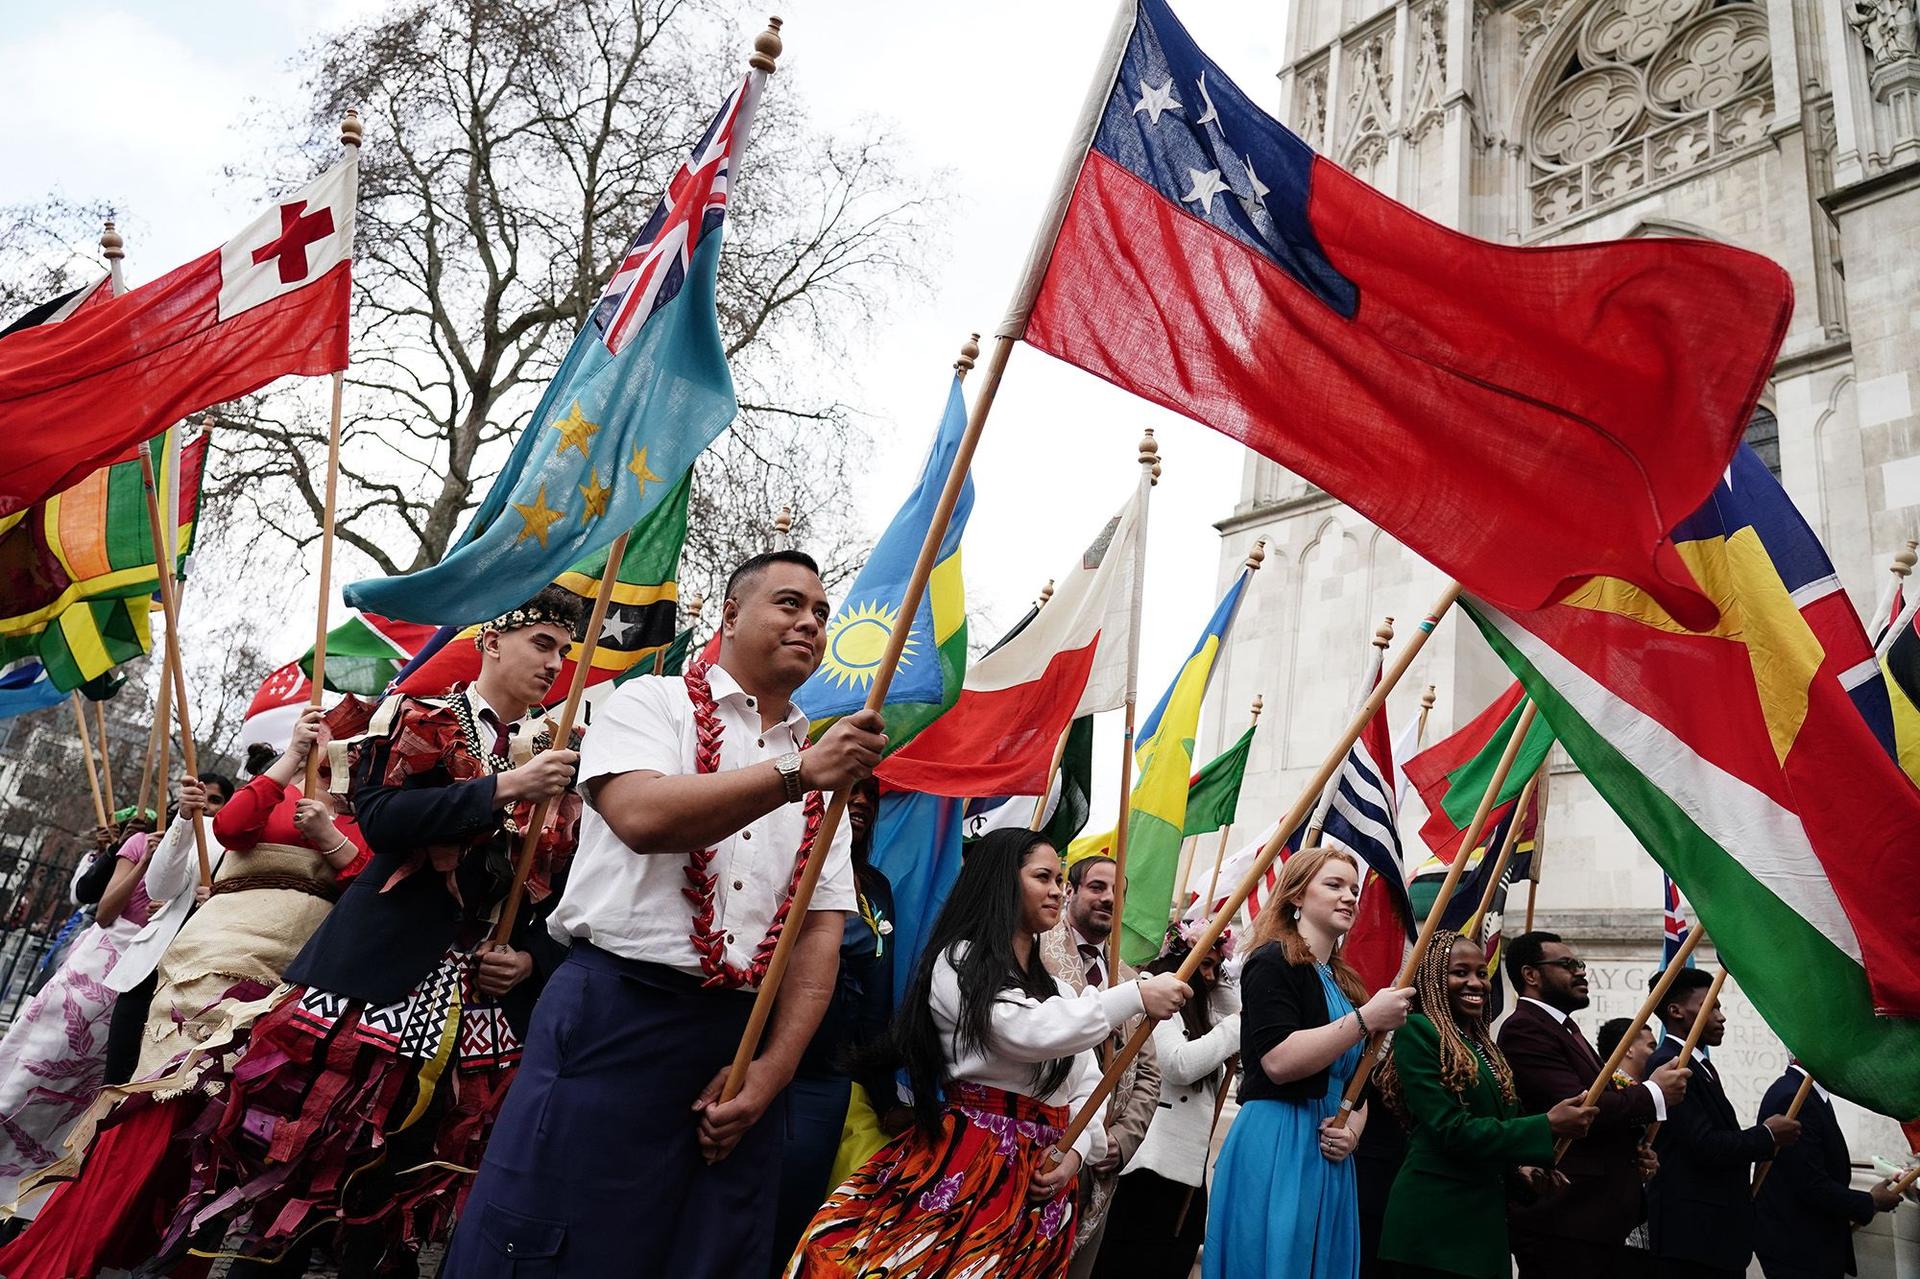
[443,943,788,1278]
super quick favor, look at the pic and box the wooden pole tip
[750,16,784,72]
[99,218,124,261]
[1373,616,1395,648]
[1037,578,1055,608]
[774,505,793,537]
[1895,540,1918,578]
[1421,683,1437,710]
[955,333,981,374]
[1250,692,1264,721]
[340,108,364,149]
[686,592,706,620]
[1245,537,1267,571]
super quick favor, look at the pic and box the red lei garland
[680,662,825,989]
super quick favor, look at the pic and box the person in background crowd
[785,827,1191,1277]
[1597,1016,1658,1088]
[1094,922,1240,1279]
[1754,1058,1901,1279]
[1375,930,1596,1279]
[1202,846,1414,1279]
[1501,931,1687,1279]
[1647,966,1799,1279]
[1039,852,1161,1279]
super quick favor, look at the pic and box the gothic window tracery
[1524,0,1773,228]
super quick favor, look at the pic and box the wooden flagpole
[151,655,173,816]
[1023,580,1063,831]
[94,700,118,820]
[70,695,109,831]
[772,505,794,551]
[303,110,363,799]
[1190,691,1264,907]
[134,685,162,821]
[138,453,212,886]
[1751,1070,1815,1195]
[1325,697,1541,1129]
[1105,430,1160,984]
[721,321,1010,1102]
[1522,763,1553,932]
[1462,764,1543,941]
[488,530,630,947]
[1308,617,1395,843]
[1051,581,1464,1157]
[1416,684,1436,749]
[1639,966,1726,1147]
[1886,1160,1920,1200]
[1551,925,1707,1161]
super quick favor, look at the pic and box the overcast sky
[1,0,1286,810]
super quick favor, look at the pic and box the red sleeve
[330,812,375,885]
[213,775,288,850]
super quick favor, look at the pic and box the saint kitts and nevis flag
[1009,0,1788,635]
[795,373,974,749]
[0,427,208,692]
[1405,681,1555,865]
[0,153,354,517]
[388,469,693,702]
[1069,564,1254,966]
[1470,444,1920,1119]
[346,69,765,627]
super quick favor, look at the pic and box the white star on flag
[1196,72,1219,125]
[1181,167,1230,215]
[1133,77,1182,125]
[1243,154,1271,208]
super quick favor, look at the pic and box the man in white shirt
[448,550,887,1279]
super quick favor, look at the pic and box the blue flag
[0,659,64,721]
[794,374,973,750]
[345,73,764,625]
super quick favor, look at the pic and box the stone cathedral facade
[1201,0,1920,1198]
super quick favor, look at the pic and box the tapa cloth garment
[785,1082,1079,1277]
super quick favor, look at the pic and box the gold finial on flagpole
[750,16,784,72]
[340,108,364,150]
[99,218,124,263]
[955,332,981,376]
[686,592,706,624]
[1422,684,1437,712]
[1245,537,1267,572]
[773,504,794,550]
[1139,428,1160,485]
[1373,616,1395,650]
[1250,692,1264,724]
[1895,540,1918,579]
[1036,579,1055,609]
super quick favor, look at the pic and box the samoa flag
[1010,0,1792,631]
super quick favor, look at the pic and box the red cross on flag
[0,153,356,517]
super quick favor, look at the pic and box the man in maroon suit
[1499,932,1690,1279]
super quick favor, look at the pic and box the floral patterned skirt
[784,1081,1078,1279]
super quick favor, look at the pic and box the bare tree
[208,0,939,595]
[0,196,121,320]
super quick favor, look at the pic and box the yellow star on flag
[627,444,664,497]
[512,483,567,549]
[578,467,612,521]
[551,402,600,459]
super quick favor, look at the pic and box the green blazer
[1377,1013,1554,1279]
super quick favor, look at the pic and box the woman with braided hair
[1375,930,1596,1279]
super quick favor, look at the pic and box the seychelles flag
[795,373,973,751]
[1471,445,1920,1117]
[346,70,763,625]
[1007,0,1790,631]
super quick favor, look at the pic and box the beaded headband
[473,602,578,650]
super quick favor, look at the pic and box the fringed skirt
[784,1081,1079,1279]
[159,949,521,1263]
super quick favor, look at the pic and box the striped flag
[1180,814,1311,931]
[1320,659,1417,991]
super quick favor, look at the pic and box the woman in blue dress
[1203,846,1415,1279]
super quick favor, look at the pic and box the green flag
[1182,722,1255,837]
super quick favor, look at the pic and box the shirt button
[733,879,744,891]
[741,830,751,841]
[725,930,735,944]
[746,696,756,707]
[758,738,765,747]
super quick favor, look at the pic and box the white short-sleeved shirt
[546,664,855,981]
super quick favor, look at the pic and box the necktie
[1079,944,1103,990]
[478,709,511,761]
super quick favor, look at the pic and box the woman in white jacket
[1093,924,1242,1278]
[785,827,1192,1278]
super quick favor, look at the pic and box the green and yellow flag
[0,430,207,691]
[1070,566,1254,965]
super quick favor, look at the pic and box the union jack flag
[591,73,762,355]
[1661,872,1693,969]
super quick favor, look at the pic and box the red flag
[1010,0,1788,630]
[0,157,355,516]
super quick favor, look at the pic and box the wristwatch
[775,751,805,803]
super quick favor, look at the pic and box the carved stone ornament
[1848,0,1920,67]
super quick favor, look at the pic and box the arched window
[1524,0,1772,230]
[1744,404,1780,477]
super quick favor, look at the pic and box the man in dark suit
[1647,966,1800,1279]
[1500,931,1690,1279]
[1755,1060,1901,1278]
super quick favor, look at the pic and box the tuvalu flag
[346,72,762,626]
[1405,681,1555,865]
[0,159,353,516]
[1469,445,1920,1117]
[1070,564,1253,965]
[1005,0,1789,630]
[391,470,691,702]
[0,428,207,691]
[795,373,973,750]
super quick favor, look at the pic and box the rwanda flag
[345,71,764,626]
[795,372,973,750]
[1073,566,1253,965]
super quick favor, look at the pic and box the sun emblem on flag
[817,600,916,690]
